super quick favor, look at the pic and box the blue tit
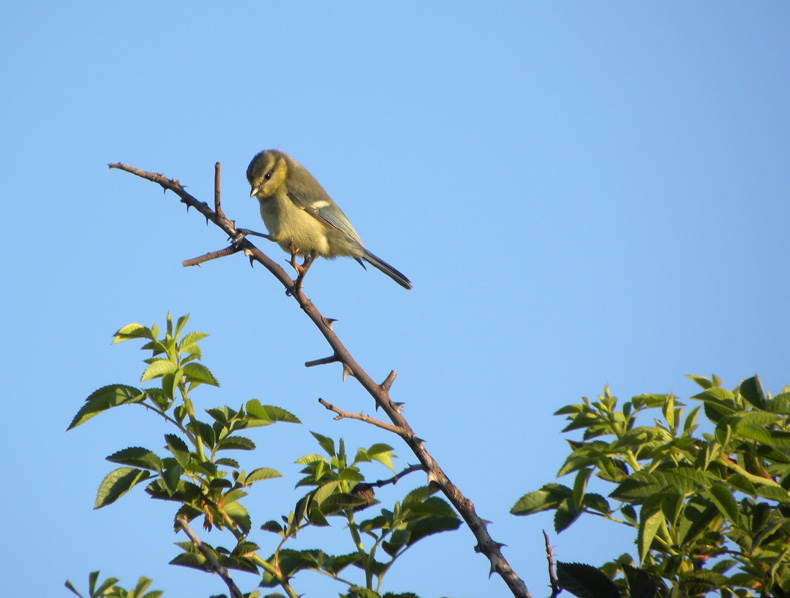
[245,149,412,290]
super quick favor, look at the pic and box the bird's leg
[287,240,302,274]
[285,241,314,295]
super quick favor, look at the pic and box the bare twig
[183,245,242,267]
[305,354,341,368]
[214,162,226,221]
[177,516,244,598]
[112,162,532,598]
[318,398,404,434]
[543,530,561,598]
[370,463,424,488]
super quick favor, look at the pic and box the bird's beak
[249,185,259,198]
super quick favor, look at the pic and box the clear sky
[2,3,789,597]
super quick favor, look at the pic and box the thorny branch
[544,530,561,598]
[109,161,532,598]
[177,516,244,598]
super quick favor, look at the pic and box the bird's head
[247,149,290,199]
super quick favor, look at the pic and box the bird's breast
[258,194,331,256]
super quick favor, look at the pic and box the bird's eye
[264,171,272,180]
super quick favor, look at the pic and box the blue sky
[2,3,789,597]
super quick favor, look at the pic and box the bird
[243,149,412,290]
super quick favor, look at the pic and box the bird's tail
[361,249,412,290]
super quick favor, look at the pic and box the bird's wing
[286,175,364,245]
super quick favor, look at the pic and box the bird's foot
[286,252,314,296]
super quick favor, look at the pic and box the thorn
[342,364,354,382]
[381,370,397,391]
[390,400,405,413]
[426,470,440,488]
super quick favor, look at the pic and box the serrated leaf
[216,436,255,451]
[707,482,739,524]
[223,501,251,534]
[246,400,301,424]
[638,507,664,565]
[179,330,207,350]
[311,431,336,457]
[141,359,177,382]
[113,323,154,344]
[511,487,568,515]
[557,561,620,598]
[182,362,219,387]
[94,467,151,508]
[687,374,713,389]
[756,485,790,503]
[739,375,766,409]
[261,520,283,534]
[611,467,710,502]
[106,447,163,472]
[165,434,190,468]
[170,552,209,571]
[173,313,189,339]
[572,468,592,510]
[246,468,282,483]
[554,498,580,532]
[623,563,658,598]
[582,493,611,515]
[68,384,143,429]
[370,451,395,472]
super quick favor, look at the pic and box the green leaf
[756,485,790,503]
[311,431,336,457]
[511,485,570,515]
[245,400,301,425]
[223,500,251,534]
[768,392,790,415]
[106,447,163,472]
[739,375,766,409]
[216,457,240,469]
[261,520,283,535]
[637,506,664,565]
[216,435,255,451]
[179,330,207,352]
[662,393,675,430]
[68,384,143,429]
[113,323,154,344]
[572,468,592,510]
[94,467,151,508]
[173,314,190,340]
[555,498,580,532]
[170,552,209,571]
[557,562,620,598]
[623,564,658,598]
[707,482,740,524]
[141,358,177,382]
[182,362,219,387]
[245,468,282,483]
[583,493,611,515]
[687,374,713,389]
[165,434,190,468]
[611,467,710,502]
